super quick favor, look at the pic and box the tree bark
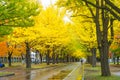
[85,0,111,76]
[52,53,55,64]
[8,52,12,66]
[113,56,116,64]
[52,46,56,64]
[87,56,92,64]
[56,54,59,64]
[98,0,111,76]
[91,48,96,67]
[104,0,120,13]
[66,54,69,62]
[39,53,43,63]
[46,50,50,65]
[25,42,31,68]
[117,56,119,65]
[62,53,65,63]
[83,0,120,20]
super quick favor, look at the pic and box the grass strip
[0,72,15,77]
[84,64,120,80]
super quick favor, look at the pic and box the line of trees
[57,0,120,76]
[2,0,120,77]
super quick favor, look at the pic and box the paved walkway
[63,63,84,80]
[110,65,120,76]
[112,72,120,76]
[0,62,83,80]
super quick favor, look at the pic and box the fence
[0,57,22,63]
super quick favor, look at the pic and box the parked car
[0,63,5,68]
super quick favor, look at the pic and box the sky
[39,0,57,9]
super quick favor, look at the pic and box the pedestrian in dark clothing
[80,59,83,64]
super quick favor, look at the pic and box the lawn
[84,64,120,80]
[0,72,15,77]
[2,62,67,69]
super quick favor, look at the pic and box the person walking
[80,59,83,65]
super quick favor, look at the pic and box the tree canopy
[0,0,40,37]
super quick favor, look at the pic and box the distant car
[0,63,5,68]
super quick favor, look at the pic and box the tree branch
[104,0,120,14]
[71,14,93,18]
[82,0,120,21]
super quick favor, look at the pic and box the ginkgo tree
[0,0,40,42]
[0,0,87,68]
[0,0,40,27]
[32,7,71,65]
[0,0,40,65]
[72,16,97,66]
[57,0,120,76]
[8,27,41,68]
[33,6,88,64]
[8,6,70,67]
[58,0,97,65]
[110,21,120,64]
[8,3,88,68]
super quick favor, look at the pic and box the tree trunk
[93,0,111,76]
[71,57,74,62]
[91,48,96,67]
[100,44,111,76]
[66,54,69,62]
[8,52,12,66]
[39,53,43,63]
[25,42,31,68]
[87,56,92,64]
[52,53,55,64]
[62,53,65,63]
[113,57,116,64]
[52,46,56,64]
[85,0,114,74]
[84,0,118,77]
[117,56,119,65]
[46,50,50,65]
[100,0,111,76]
[56,54,59,64]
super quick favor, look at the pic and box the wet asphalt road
[0,62,81,80]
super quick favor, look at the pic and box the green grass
[32,63,66,69]
[84,64,120,80]
[2,62,67,69]
[3,62,24,67]
[0,72,14,77]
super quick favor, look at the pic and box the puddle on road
[1,63,80,80]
